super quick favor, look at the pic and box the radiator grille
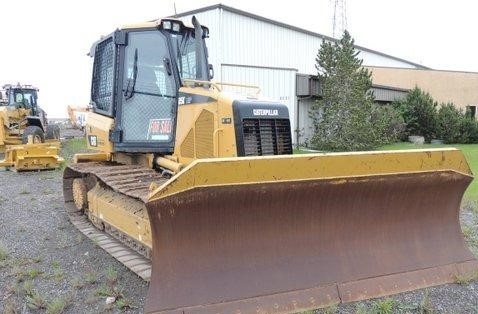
[242,119,292,156]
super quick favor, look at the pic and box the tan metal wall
[367,67,478,109]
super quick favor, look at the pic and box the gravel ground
[1,143,478,313]
[0,169,147,314]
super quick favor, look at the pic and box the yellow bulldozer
[63,17,477,313]
[67,105,88,131]
[0,83,63,170]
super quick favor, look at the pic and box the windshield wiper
[124,48,138,100]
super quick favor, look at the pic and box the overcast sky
[1,0,476,118]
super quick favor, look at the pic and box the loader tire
[21,126,45,144]
[45,124,61,140]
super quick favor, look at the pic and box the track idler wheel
[72,178,88,211]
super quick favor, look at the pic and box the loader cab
[89,18,211,153]
[0,91,6,106]
[5,85,39,112]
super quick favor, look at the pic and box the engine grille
[242,119,292,156]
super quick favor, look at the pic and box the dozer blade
[0,141,64,171]
[145,148,477,314]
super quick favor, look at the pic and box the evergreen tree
[392,87,438,142]
[310,31,385,151]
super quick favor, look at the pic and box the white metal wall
[178,7,420,145]
[297,98,316,146]
[221,64,297,135]
[181,8,418,77]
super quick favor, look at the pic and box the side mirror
[208,64,214,80]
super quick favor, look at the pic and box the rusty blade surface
[145,171,475,314]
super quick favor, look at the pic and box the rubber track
[65,162,169,281]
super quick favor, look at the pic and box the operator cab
[3,84,39,112]
[89,17,211,153]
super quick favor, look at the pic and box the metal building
[174,4,426,145]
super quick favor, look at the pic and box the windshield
[11,89,37,108]
[121,30,177,143]
[170,30,207,81]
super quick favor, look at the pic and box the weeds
[321,305,337,314]
[454,270,478,285]
[31,256,43,263]
[371,298,395,314]
[22,280,35,295]
[84,270,97,284]
[116,297,135,310]
[105,265,118,285]
[43,188,54,194]
[418,290,434,314]
[60,137,88,165]
[0,243,8,261]
[46,295,71,314]
[462,225,474,239]
[75,234,84,244]
[355,304,368,314]
[95,285,114,297]
[400,290,434,313]
[71,277,85,290]
[26,290,47,310]
[26,268,43,279]
[3,299,19,314]
[19,189,30,195]
[51,261,65,281]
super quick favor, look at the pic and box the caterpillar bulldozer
[0,83,63,170]
[63,16,477,314]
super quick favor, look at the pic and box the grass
[84,270,97,285]
[26,289,46,310]
[371,298,395,314]
[454,269,478,285]
[399,290,434,314]
[59,137,88,166]
[296,142,478,200]
[0,243,8,261]
[105,265,118,285]
[26,268,43,279]
[46,295,71,314]
[51,261,65,281]
[380,142,478,200]
[19,189,30,195]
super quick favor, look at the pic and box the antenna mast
[332,0,347,38]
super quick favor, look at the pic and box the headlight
[172,23,181,32]
[162,21,172,30]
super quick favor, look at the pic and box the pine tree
[310,31,384,151]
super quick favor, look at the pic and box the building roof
[173,3,429,70]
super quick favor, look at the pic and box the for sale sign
[148,118,172,141]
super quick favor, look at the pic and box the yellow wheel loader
[63,17,477,314]
[0,83,63,170]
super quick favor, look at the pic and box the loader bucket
[145,148,477,314]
